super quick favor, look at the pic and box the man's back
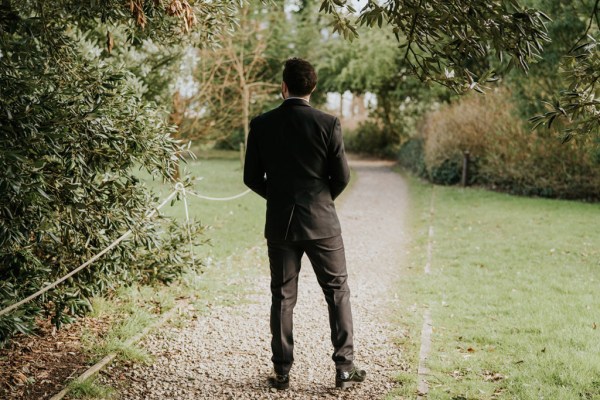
[244,98,350,241]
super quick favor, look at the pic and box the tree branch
[403,0,424,65]
[570,0,600,52]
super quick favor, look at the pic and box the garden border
[417,185,435,398]
[49,299,188,400]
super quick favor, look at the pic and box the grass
[67,377,116,399]
[73,150,600,399]
[392,175,600,399]
[141,149,265,260]
[72,150,267,397]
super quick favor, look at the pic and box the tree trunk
[354,94,367,116]
[243,84,249,147]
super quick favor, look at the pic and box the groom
[243,58,366,390]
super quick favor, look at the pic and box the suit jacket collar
[281,98,311,108]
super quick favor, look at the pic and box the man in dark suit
[243,58,366,390]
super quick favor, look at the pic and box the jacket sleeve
[243,119,267,199]
[327,117,350,200]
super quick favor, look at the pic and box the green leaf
[36,187,52,201]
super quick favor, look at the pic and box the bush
[418,89,600,200]
[0,10,204,346]
[397,137,427,178]
[345,120,399,158]
[346,94,439,159]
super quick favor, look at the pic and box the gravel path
[100,158,411,399]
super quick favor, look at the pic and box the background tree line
[175,0,599,197]
[320,0,600,199]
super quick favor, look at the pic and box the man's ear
[281,81,288,99]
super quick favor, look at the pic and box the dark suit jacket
[243,98,350,241]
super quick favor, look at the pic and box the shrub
[419,89,600,200]
[0,9,204,346]
[397,137,427,178]
[346,100,431,158]
[345,120,399,158]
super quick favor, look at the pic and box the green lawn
[79,151,267,395]
[393,175,600,399]
[83,154,600,399]
[140,150,265,260]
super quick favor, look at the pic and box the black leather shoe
[335,367,366,389]
[267,373,289,391]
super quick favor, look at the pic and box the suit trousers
[267,235,354,375]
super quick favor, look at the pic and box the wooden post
[461,151,470,187]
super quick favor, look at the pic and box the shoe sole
[336,380,357,389]
[268,381,289,391]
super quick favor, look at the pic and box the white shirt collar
[285,96,310,103]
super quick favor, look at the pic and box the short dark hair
[283,58,317,97]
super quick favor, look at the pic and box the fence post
[461,151,470,187]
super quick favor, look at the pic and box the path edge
[50,299,189,400]
[417,185,435,399]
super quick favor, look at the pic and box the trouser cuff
[273,364,292,375]
[335,362,355,373]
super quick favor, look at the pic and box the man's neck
[285,95,310,103]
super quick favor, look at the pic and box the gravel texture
[99,158,411,399]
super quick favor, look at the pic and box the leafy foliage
[318,0,600,138]
[502,0,599,138]
[317,27,400,95]
[530,38,600,138]
[319,0,551,93]
[419,90,600,198]
[0,0,241,345]
[504,0,588,117]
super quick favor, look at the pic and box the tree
[178,3,287,148]
[529,0,600,138]
[0,0,243,344]
[318,0,598,137]
[319,0,550,91]
[316,23,454,155]
[504,0,589,118]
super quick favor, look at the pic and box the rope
[186,188,251,202]
[0,182,253,318]
[176,182,195,268]
[0,190,179,318]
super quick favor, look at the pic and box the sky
[285,0,369,14]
